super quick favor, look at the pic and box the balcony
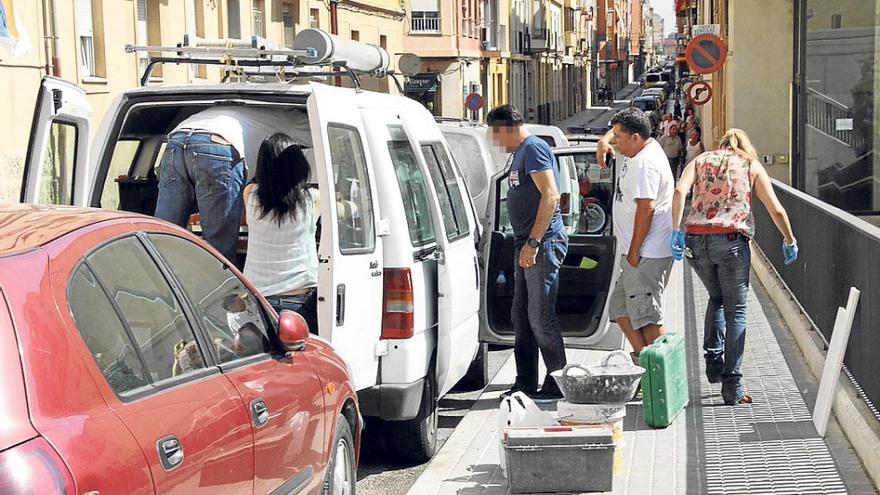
[411,12,441,33]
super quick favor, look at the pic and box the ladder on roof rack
[125,30,404,93]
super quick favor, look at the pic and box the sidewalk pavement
[407,259,876,494]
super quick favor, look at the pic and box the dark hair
[254,133,311,226]
[610,108,652,140]
[486,104,524,127]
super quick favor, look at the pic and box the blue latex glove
[671,229,685,261]
[783,241,798,265]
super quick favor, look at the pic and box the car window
[38,121,77,205]
[147,233,272,362]
[87,236,207,382]
[328,125,375,254]
[536,135,556,147]
[101,140,141,210]
[386,126,437,249]
[421,143,470,242]
[68,264,151,394]
[443,133,489,196]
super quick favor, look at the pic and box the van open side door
[307,83,384,391]
[480,147,624,350]
[21,77,91,205]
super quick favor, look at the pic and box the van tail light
[0,437,74,494]
[382,268,414,339]
[560,192,571,214]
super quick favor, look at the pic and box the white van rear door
[401,106,480,397]
[308,83,384,391]
[22,77,91,205]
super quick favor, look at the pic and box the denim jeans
[155,131,245,262]
[266,288,318,335]
[685,233,750,402]
[511,231,569,394]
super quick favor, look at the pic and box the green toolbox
[639,334,689,428]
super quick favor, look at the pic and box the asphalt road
[355,346,513,495]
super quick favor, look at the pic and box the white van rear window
[443,133,488,197]
[328,125,376,254]
[387,128,437,249]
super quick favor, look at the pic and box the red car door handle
[250,399,269,428]
[156,435,184,471]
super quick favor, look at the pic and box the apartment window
[831,14,842,29]
[282,2,295,47]
[351,30,359,41]
[77,0,105,77]
[411,11,440,33]
[310,8,320,29]
[227,0,242,38]
[380,35,387,49]
[253,0,265,37]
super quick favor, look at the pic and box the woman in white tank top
[243,133,320,332]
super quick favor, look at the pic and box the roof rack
[125,29,404,92]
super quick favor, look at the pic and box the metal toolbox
[503,425,614,493]
[640,333,689,428]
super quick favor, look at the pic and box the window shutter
[411,0,439,12]
[77,0,94,37]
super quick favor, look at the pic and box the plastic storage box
[503,425,614,493]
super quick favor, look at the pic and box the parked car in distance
[0,204,360,495]
[630,95,663,125]
[642,87,667,105]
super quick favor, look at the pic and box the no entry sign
[465,93,484,112]
[688,81,712,105]
[685,34,728,75]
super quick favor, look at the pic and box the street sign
[465,93,484,112]
[688,81,712,105]
[692,24,721,36]
[685,34,728,75]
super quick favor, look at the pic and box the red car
[0,204,360,495]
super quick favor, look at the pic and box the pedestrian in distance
[685,129,705,165]
[659,125,684,180]
[670,128,798,405]
[597,108,675,365]
[487,104,569,403]
[243,133,320,333]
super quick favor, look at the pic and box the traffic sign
[685,34,728,75]
[688,81,712,105]
[465,93,484,112]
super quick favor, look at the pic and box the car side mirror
[278,310,309,352]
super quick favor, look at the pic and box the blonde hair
[719,128,758,162]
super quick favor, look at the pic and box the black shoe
[706,372,722,384]
[500,385,537,400]
[529,388,564,404]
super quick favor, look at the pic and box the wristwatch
[527,238,540,248]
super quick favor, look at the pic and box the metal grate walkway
[683,261,849,494]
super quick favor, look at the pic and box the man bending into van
[155,106,305,262]
[487,105,569,403]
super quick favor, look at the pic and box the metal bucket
[551,350,645,404]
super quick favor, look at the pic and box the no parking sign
[465,93,484,112]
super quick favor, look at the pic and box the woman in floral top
[670,129,798,405]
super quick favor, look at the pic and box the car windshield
[646,74,661,83]
[633,100,656,111]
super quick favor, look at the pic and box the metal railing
[753,179,880,421]
[411,15,441,33]
[806,87,870,152]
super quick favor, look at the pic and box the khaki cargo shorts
[608,256,674,330]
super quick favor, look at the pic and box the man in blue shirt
[487,105,569,402]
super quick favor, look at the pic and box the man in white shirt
[597,108,675,361]
[155,106,310,261]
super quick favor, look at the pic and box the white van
[435,122,623,350]
[20,34,482,462]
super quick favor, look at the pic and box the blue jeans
[511,231,569,393]
[685,233,750,403]
[266,289,318,335]
[155,131,245,261]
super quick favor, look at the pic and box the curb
[751,244,880,491]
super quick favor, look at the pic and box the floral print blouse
[685,148,755,236]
